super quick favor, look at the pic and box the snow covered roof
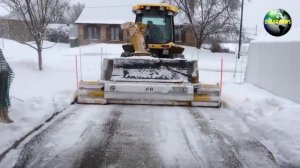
[75,6,135,24]
[75,5,186,25]
[0,14,21,21]
[48,24,69,30]
[253,26,300,42]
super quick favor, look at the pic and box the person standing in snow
[0,48,14,123]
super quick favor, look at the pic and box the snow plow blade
[77,57,221,107]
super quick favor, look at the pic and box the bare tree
[0,0,69,70]
[51,1,70,24]
[164,0,240,48]
[67,2,84,24]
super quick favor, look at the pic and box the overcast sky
[243,0,299,34]
[1,0,299,34]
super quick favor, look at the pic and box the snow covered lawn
[0,39,299,167]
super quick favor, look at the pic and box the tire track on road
[180,126,203,166]
[76,105,163,168]
[77,110,122,168]
[13,105,80,168]
[0,104,78,164]
[11,105,113,168]
[188,108,244,168]
[188,108,278,168]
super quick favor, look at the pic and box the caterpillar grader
[76,3,221,107]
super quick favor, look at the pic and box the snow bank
[0,40,76,154]
[246,41,300,103]
[0,40,133,155]
[222,84,300,167]
[254,26,300,42]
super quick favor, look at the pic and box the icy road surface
[7,105,278,168]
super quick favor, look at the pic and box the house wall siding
[76,23,196,47]
[77,23,129,45]
[184,28,196,47]
[0,19,34,42]
[78,24,85,45]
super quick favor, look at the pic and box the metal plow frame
[77,81,221,107]
[77,57,221,108]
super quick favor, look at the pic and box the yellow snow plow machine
[76,3,221,107]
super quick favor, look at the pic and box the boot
[0,109,5,122]
[0,108,13,123]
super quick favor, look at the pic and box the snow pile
[0,40,121,155]
[222,84,300,167]
[0,39,123,156]
[221,43,249,55]
[247,37,300,103]
[0,40,76,154]
[254,26,300,42]
[183,45,247,84]
[245,31,300,164]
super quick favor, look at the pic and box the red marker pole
[220,58,223,93]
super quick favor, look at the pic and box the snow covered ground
[1,105,278,168]
[0,39,299,167]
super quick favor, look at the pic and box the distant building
[75,7,133,45]
[0,16,34,42]
[75,6,195,46]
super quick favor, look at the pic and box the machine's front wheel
[121,52,131,57]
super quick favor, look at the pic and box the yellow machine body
[77,3,221,108]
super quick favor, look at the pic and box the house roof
[75,6,135,24]
[75,3,186,25]
[0,14,21,21]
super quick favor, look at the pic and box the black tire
[121,52,131,57]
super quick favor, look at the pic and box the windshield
[136,10,173,44]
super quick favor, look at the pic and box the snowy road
[7,105,278,168]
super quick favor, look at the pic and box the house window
[110,27,120,41]
[85,25,99,40]
[175,27,182,42]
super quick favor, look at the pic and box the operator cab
[122,4,184,58]
[134,5,175,44]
